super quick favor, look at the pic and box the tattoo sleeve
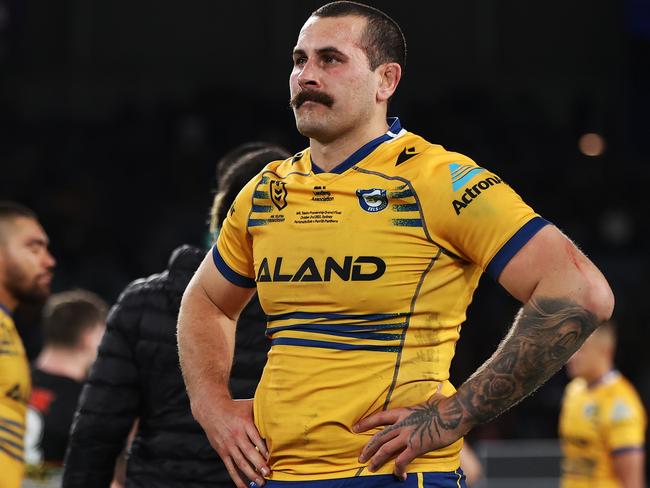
[365,297,599,453]
[455,297,598,425]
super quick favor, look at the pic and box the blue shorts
[255,471,467,488]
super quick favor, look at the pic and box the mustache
[290,90,335,109]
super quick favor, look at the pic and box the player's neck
[585,364,614,388]
[310,116,389,172]
[35,346,89,382]
[0,286,17,313]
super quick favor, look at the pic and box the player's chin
[30,281,52,301]
[295,116,328,139]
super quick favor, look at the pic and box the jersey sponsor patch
[449,163,485,191]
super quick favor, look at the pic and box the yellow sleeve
[606,390,647,453]
[421,154,549,280]
[213,175,260,288]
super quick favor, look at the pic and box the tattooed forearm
[456,297,598,425]
[370,395,464,450]
[362,297,599,459]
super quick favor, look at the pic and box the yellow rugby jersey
[559,371,647,488]
[0,304,30,487]
[215,118,548,480]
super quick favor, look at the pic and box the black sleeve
[62,282,143,488]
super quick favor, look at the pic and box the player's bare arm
[612,449,646,488]
[355,225,615,478]
[177,253,269,488]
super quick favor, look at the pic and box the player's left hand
[353,388,469,480]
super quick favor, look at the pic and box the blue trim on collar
[0,303,12,317]
[312,117,403,175]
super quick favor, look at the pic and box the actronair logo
[450,163,485,191]
[452,175,503,215]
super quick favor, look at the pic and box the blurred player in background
[459,444,482,486]
[0,201,55,488]
[24,290,107,480]
[178,2,614,488]
[560,320,646,488]
[62,142,289,488]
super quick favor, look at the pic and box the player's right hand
[192,396,269,488]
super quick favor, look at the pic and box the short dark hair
[0,201,36,223]
[312,1,406,71]
[0,201,38,243]
[209,144,291,238]
[42,290,108,348]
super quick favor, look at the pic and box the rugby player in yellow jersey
[0,202,56,487]
[177,2,615,488]
[559,321,646,488]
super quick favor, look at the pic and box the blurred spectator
[62,142,290,488]
[24,289,107,477]
[0,201,56,488]
[559,320,646,487]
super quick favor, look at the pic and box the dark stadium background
[2,0,649,471]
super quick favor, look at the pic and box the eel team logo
[270,180,288,211]
[356,188,388,213]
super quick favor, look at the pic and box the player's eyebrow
[315,47,347,59]
[292,47,349,59]
[26,236,48,247]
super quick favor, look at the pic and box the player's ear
[376,62,401,103]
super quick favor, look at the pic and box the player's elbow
[579,275,615,324]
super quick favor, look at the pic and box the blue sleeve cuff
[212,246,256,288]
[486,216,551,281]
[612,446,645,456]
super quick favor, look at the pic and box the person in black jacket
[62,143,291,488]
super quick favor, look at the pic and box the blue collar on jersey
[311,117,403,174]
[0,302,12,317]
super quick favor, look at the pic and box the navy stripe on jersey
[212,246,256,288]
[0,417,24,431]
[612,446,645,455]
[392,203,419,212]
[271,337,400,353]
[0,443,22,463]
[0,303,11,316]
[0,425,23,441]
[485,216,551,280]
[311,118,403,174]
[266,321,408,336]
[267,326,403,342]
[392,218,423,227]
[267,311,405,322]
[0,435,23,452]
